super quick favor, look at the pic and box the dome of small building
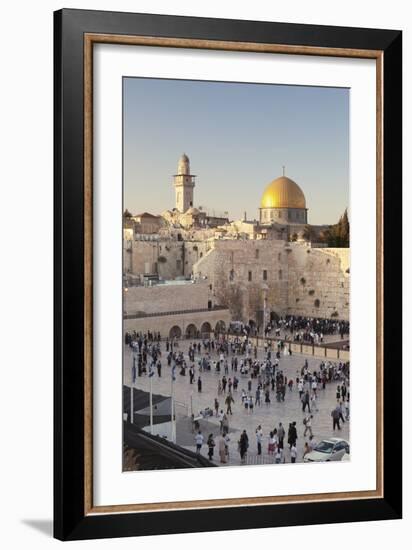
[260,176,306,209]
[177,153,190,175]
[186,207,200,215]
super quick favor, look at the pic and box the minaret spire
[173,154,196,212]
[282,165,285,177]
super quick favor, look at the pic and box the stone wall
[193,239,290,322]
[192,241,350,322]
[124,280,213,315]
[287,246,349,319]
[126,237,350,322]
[129,238,213,280]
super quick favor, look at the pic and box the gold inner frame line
[83,33,384,516]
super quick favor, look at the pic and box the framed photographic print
[54,8,402,541]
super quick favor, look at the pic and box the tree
[302,225,314,242]
[123,209,133,218]
[320,209,350,248]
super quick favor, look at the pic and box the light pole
[123,285,128,316]
[261,283,269,338]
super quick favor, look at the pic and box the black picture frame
[54,8,402,541]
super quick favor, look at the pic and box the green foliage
[320,209,350,247]
[302,225,314,241]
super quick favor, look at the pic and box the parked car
[303,438,349,462]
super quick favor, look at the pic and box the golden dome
[260,176,306,209]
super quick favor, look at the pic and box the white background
[94,44,376,506]
[0,0,409,548]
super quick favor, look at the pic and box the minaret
[173,153,196,212]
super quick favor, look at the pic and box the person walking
[290,443,297,463]
[268,431,276,455]
[256,425,263,456]
[303,414,313,437]
[310,391,319,412]
[214,398,219,417]
[207,434,215,460]
[221,413,229,435]
[218,409,225,434]
[219,435,227,463]
[225,392,235,415]
[239,430,249,464]
[289,421,298,448]
[197,375,202,393]
[331,405,341,430]
[303,441,310,460]
[278,422,285,450]
[195,431,204,454]
[298,379,304,399]
[338,401,346,424]
[255,387,261,407]
[302,390,311,413]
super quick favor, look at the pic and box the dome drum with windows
[259,173,308,225]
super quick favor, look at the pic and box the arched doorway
[169,325,182,339]
[215,320,226,334]
[200,322,212,337]
[185,324,198,339]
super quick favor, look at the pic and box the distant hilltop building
[259,169,308,225]
[162,154,229,229]
[126,154,329,238]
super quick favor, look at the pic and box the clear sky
[124,77,349,225]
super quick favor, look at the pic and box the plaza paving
[123,339,349,467]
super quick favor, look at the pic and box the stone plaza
[123,337,349,467]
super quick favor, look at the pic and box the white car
[303,438,349,463]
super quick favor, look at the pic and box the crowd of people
[125,329,350,465]
[232,315,350,344]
